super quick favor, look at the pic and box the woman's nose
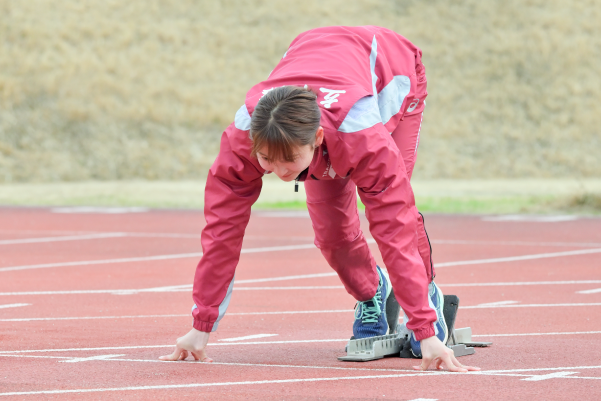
[273,164,287,176]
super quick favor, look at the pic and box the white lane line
[0,310,353,322]
[522,371,579,381]
[577,288,601,294]
[219,334,278,342]
[436,247,601,268]
[2,365,601,396]
[236,272,336,284]
[0,233,128,245]
[0,355,70,359]
[0,244,320,273]
[60,354,126,363]
[0,374,440,396]
[64,358,601,382]
[50,207,149,214]
[473,331,601,338]
[0,303,30,309]
[462,302,601,309]
[5,279,601,297]
[0,339,350,354]
[441,280,601,288]
[482,215,579,222]
[4,302,601,323]
[2,332,601,356]
[0,253,204,273]
[0,314,188,322]
[236,286,342,290]
[3,240,600,273]
[476,300,519,307]
[3,227,601,247]
[432,239,601,248]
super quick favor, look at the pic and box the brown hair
[250,86,321,162]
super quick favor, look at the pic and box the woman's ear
[315,127,324,147]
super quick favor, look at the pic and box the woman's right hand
[159,328,213,362]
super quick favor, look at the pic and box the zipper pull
[294,177,299,192]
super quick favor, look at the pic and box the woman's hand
[159,328,213,362]
[413,335,480,372]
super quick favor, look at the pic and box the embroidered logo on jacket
[319,88,346,109]
[407,98,420,113]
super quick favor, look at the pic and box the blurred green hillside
[0,0,599,182]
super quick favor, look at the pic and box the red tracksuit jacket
[192,26,437,340]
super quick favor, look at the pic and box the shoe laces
[355,282,383,324]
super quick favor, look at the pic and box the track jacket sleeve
[192,123,263,332]
[328,123,437,341]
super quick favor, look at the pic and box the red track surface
[1,207,601,400]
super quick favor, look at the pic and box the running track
[1,207,600,400]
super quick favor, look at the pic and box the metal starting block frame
[338,332,403,362]
[339,293,492,362]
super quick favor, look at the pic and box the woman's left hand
[413,335,481,372]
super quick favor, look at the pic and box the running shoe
[409,281,448,358]
[352,265,391,339]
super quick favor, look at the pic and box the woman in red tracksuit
[160,26,479,372]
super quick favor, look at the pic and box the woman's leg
[390,111,435,281]
[304,178,379,301]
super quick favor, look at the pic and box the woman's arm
[160,121,263,361]
[192,126,263,333]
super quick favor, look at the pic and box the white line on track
[4,352,601,379]
[0,233,128,245]
[59,354,126,363]
[219,334,278,342]
[431,239,601,248]
[2,227,601,247]
[236,272,336,284]
[0,253,204,273]
[440,280,601,288]
[0,310,353,322]
[2,365,601,396]
[461,302,601,309]
[0,354,70,359]
[3,302,601,323]
[0,314,189,322]
[0,339,349,354]
[473,331,601,337]
[0,244,319,273]
[475,300,519,307]
[2,331,601,355]
[4,279,601,297]
[577,287,601,294]
[2,239,600,273]
[0,374,447,396]
[436,247,601,268]
[0,303,30,309]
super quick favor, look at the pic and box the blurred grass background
[0,0,600,212]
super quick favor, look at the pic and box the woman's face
[256,127,324,182]
[256,144,315,182]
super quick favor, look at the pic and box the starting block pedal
[443,295,492,357]
[339,291,491,362]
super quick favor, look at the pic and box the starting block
[338,292,491,362]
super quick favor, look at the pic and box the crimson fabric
[193,26,437,340]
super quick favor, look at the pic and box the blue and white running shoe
[352,266,391,339]
[410,281,448,358]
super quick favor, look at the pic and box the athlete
[160,26,479,372]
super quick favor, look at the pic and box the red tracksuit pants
[305,110,433,302]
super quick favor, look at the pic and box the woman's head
[250,86,323,181]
